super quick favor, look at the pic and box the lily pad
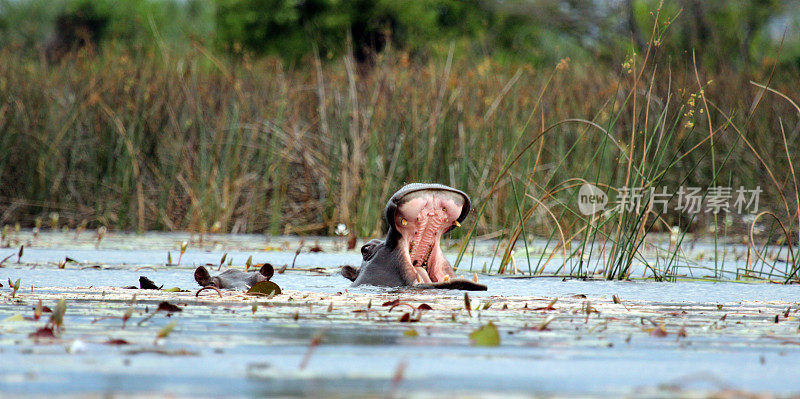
[247,281,281,296]
[469,321,500,347]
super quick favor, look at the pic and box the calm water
[1,234,799,397]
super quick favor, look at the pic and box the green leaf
[2,314,24,322]
[247,281,281,296]
[469,321,500,347]
[157,321,177,340]
[163,287,184,292]
[403,329,419,337]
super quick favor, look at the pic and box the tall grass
[0,20,798,284]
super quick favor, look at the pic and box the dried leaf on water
[533,298,558,311]
[122,307,134,328]
[527,315,556,331]
[382,299,401,307]
[469,321,500,346]
[156,302,182,313]
[29,326,56,339]
[649,325,668,337]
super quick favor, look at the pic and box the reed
[0,13,798,283]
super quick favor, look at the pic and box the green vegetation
[0,1,799,281]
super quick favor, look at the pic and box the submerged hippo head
[342,183,486,290]
[194,263,274,289]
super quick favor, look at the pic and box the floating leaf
[403,329,419,337]
[156,302,182,313]
[163,287,184,292]
[417,303,432,311]
[247,281,281,296]
[156,321,178,341]
[469,322,500,346]
[482,301,493,310]
[51,299,66,329]
[398,312,412,322]
[29,326,56,339]
[167,251,173,264]
[122,307,134,328]
[34,300,43,320]
[528,315,556,331]
[105,339,131,345]
[245,255,253,271]
[3,314,24,322]
[382,299,401,307]
[649,325,668,337]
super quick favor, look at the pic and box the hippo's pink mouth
[394,189,465,283]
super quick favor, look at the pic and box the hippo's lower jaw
[394,188,465,284]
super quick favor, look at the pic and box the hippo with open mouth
[341,183,487,290]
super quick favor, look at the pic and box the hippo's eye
[442,207,447,212]
[401,218,407,226]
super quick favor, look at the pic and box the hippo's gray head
[344,183,484,290]
[195,264,274,289]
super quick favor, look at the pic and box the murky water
[1,232,799,397]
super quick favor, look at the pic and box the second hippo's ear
[258,263,274,280]
[194,266,212,286]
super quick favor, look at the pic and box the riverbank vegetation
[1,1,799,280]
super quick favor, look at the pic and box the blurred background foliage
[1,0,798,68]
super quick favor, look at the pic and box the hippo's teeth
[453,220,461,227]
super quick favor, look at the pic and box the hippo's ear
[258,263,274,280]
[341,265,360,282]
[360,239,383,261]
[194,266,212,287]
